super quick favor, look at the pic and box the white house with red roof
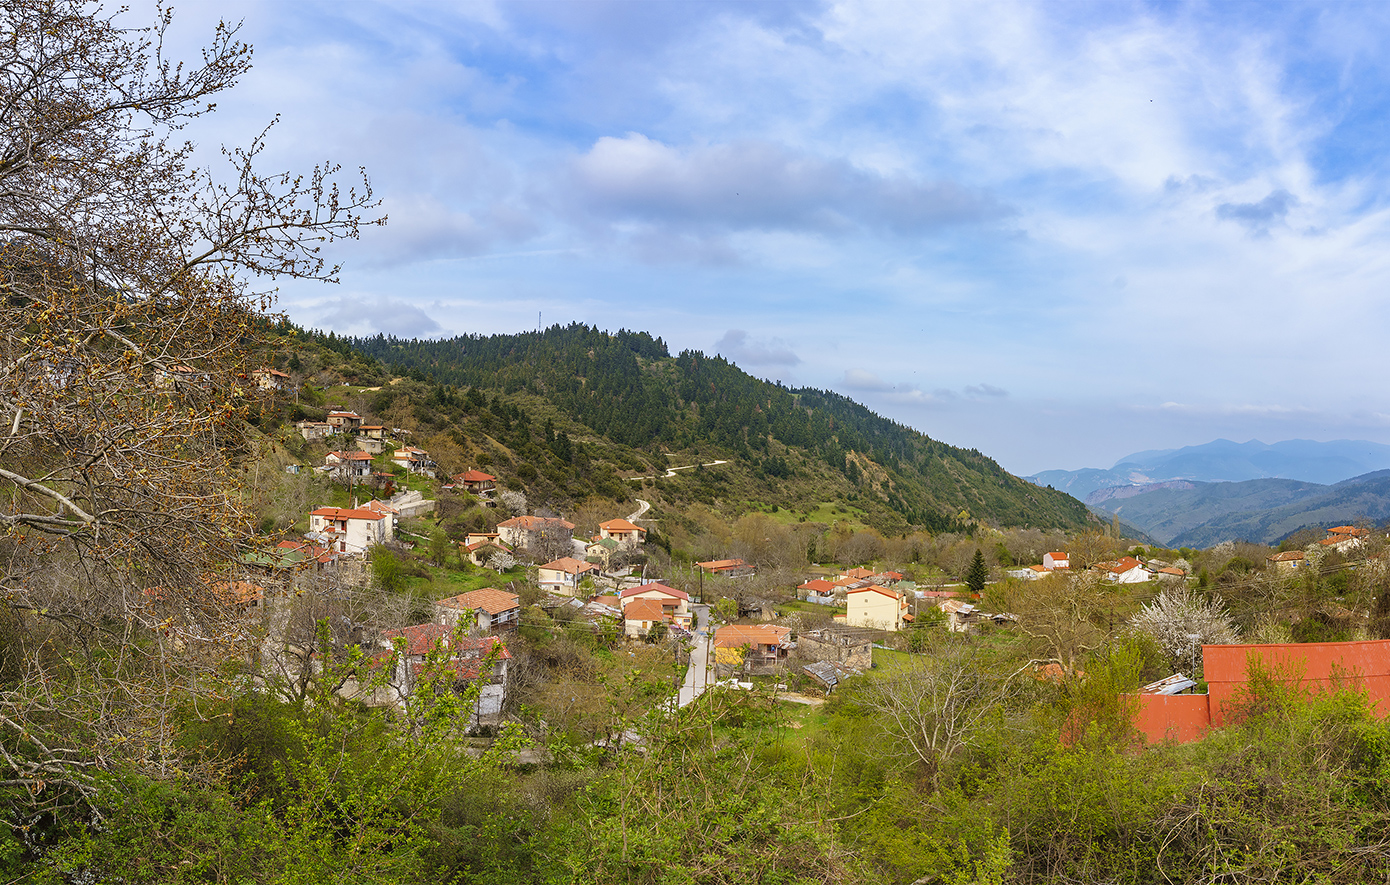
[845,584,910,631]
[1043,552,1069,570]
[799,578,838,603]
[496,515,575,552]
[1097,556,1150,584]
[620,582,692,629]
[696,558,755,577]
[598,517,647,549]
[326,410,362,432]
[452,470,496,497]
[308,506,393,553]
[434,588,522,633]
[392,446,436,477]
[370,624,511,726]
[623,598,671,638]
[537,556,600,596]
[325,450,373,479]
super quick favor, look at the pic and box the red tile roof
[540,556,599,576]
[600,518,646,534]
[497,515,576,531]
[1268,550,1305,562]
[623,599,669,623]
[620,582,689,601]
[456,469,495,483]
[799,579,836,593]
[436,587,520,615]
[697,558,748,571]
[847,584,902,600]
[714,624,791,649]
[327,450,373,461]
[310,506,389,521]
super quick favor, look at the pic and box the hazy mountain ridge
[1085,470,1390,546]
[1030,438,1390,500]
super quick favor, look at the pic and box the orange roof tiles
[713,624,791,649]
[497,515,576,530]
[436,587,520,615]
[623,599,668,623]
[620,582,689,601]
[600,518,646,534]
[540,556,598,575]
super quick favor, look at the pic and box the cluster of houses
[1267,525,1372,570]
[1006,550,1186,584]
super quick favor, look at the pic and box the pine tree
[967,549,989,595]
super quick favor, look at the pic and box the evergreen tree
[967,549,989,595]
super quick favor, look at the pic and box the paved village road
[677,604,713,708]
[625,498,651,522]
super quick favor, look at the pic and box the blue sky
[150,1,1390,475]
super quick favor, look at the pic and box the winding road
[627,459,729,482]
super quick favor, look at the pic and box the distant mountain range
[1029,439,1390,500]
[1079,469,1390,548]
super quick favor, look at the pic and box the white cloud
[714,329,801,366]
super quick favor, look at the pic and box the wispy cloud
[714,329,801,366]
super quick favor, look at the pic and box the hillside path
[625,498,651,522]
[628,459,729,481]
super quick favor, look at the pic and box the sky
[141,0,1390,475]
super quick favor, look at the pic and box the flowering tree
[1130,586,1239,673]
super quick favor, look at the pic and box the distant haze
[1028,439,1390,500]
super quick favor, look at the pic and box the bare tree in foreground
[0,0,379,804]
[856,641,1020,782]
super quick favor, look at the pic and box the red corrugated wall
[1204,639,1390,726]
[1128,693,1212,744]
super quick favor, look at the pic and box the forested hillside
[329,323,1091,533]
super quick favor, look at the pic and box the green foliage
[967,548,989,594]
[372,546,405,593]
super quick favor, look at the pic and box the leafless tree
[0,0,379,803]
[856,640,1020,782]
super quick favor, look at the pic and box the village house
[537,556,600,596]
[435,588,522,634]
[496,515,575,553]
[461,536,513,568]
[324,450,373,480]
[844,583,910,631]
[798,578,839,604]
[696,558,755,577]
[1043,552,1070,570]
[841,566,876,582]
[1320,525,1369,554]
[452,469,496,497]
[622,598,670,639]
[251,366,290,391]
[795,627,872,671]
[354,434,385,455]
[326,410,362,433]
[392,446,436,477]
[598,518,647,549]
[359,424,386,440]
[295,420,332,441]
[713,623,793,675]
[585,537,621,568]
[370,625,511,728]
[307,506,393,554]
[620,582,692,629]
[1268,550,1306,571]
[1096,556,1150,584]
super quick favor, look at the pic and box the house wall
[846,590,902,631]
[796,633,871,670]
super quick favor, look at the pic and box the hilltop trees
[0,0,377,802]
